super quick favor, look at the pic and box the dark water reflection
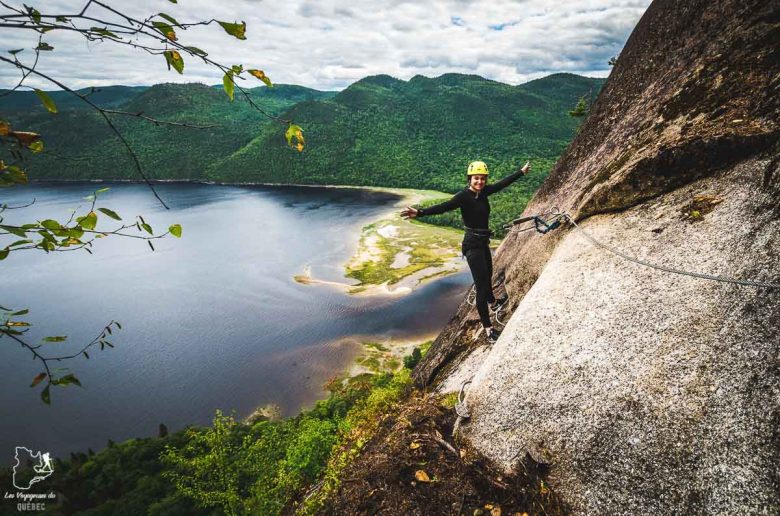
[0,183,470,459]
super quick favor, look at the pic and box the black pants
[463,239,495,328]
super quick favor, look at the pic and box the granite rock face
[413,0,779,513]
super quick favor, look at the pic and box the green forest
[0,362,418,515]
[4,72,601,233]
[1,83,335,184]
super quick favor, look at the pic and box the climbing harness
[452,379,472,439]
[464,226,494,238]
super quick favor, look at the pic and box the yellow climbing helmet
[467,161,489,176]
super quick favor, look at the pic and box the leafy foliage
[568,95,588,117]
[403,347,422,369]
[0,366,412,515]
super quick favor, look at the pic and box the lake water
[0,183,470,459]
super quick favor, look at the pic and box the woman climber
[401,160,530,344]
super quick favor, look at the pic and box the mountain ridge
[5,73,603,231]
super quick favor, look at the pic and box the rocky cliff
[413,0,779,513]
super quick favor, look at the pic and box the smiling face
[469,174,487,192]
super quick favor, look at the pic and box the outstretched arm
[484,161,531,195]
[401,192,463,219]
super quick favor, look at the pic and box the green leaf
[29,8,41,24]
[148,240,155,251]
[8,239,33,247]
[30,372,46,388]
[217,21,247,40]
[95,187,110,194]
[152,21,177,41]
[29,140,44,153]
[158,13,180,26]
[35,42,54,51]
[285,124,305,152]
[40,219,61,230]
[90,27,119,39]
[8,49,24,55]
[0,165,27,186]
[168,0,177,3]
[185,46,207,56]
[11,309,29,316]
[0,248,9,261]
[55,373,82,387]
[168,223,182,238]
[77,211,98,230]
[60,237,82,247]
[163,50,184,74]
[222,72,234,102]
[1,225,28,237]
[41,384,50,404]
[42,336,67,342]
[38,230,56,243]
[98,207,121,220]
[55,16,69,23]
[248,69,273,87]
[68,228,84,239]
[141,222,153,235]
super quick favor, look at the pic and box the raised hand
[400,206,419,219]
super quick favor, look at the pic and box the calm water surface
[0,183,470,459]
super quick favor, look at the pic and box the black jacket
[417,168,526,229]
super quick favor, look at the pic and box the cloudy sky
[0,0,652,91]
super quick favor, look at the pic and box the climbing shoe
[486,328,501,344]
[489,295,508,314]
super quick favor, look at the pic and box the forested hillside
[210,73,601,191]
[5,73,601,232]
[2,83,335,181]
[211,72,602,232]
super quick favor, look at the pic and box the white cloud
[0,0,650,91]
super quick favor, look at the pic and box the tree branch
[1,317,120,402]
[0,54,170,209]
[0,33,41,97]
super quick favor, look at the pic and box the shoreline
[26,178,450,198]
[27,179,463,418]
